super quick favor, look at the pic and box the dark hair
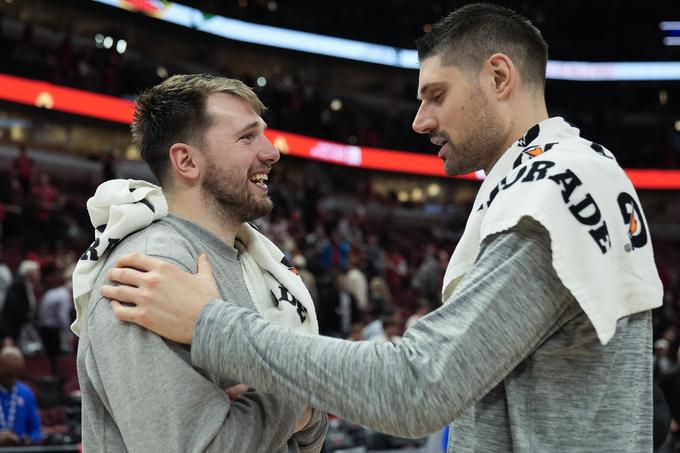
[131,74,264,186]
[416,3,548,91]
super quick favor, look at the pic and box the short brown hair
[416,3,548,92]
[131,74,265,186]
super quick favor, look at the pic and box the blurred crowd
[1,8,679,168]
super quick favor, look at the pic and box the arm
[84,295,305,453]
[191,219,580,437]
[23,387,42,443]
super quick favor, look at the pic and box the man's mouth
[249,173,269,191]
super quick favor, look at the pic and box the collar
[165,213,239,261]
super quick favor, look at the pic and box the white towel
[72,179,167,335]
[236,223,318,335]
[71,179,318,336]
[442,117,662,344]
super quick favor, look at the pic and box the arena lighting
[90,0,680,80]
[660,22,680,30]
[116,39,128,54]
[1,73,679,189]
[660,22,680,46]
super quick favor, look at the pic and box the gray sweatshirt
[191,218,653,452]
[77,214,328,453]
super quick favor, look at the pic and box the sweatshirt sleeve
[191,218,581,437]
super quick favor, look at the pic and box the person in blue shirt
[0,346,41,446]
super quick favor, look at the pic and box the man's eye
[240,134,255,141]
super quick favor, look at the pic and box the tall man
[103,4,662,451]
[74,75,326,452]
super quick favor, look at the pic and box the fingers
[197,253,219,296]
[102,284,149,306]
[197,253,213,276]
[293,407,314,433]
[114,252,167,272]
[107,267,146,287]
[110,300,143,323]
[225,383,250,401]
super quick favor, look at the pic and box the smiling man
[74,75,326,452]
[103,5,662,452]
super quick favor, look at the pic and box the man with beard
[102,4,662,452]
[74,75,326,452]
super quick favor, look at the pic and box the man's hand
[101,253,219,344]
[293,407,314,434]
[225,383,250,401]
[0,430,20,446]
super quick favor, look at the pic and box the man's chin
[242,199,273,223]
[444,163,479,176]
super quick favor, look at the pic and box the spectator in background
[384,247,408,289]
[36,271,73,375]
[348,323,364,342]
[346,253,369,313]
[291,254,319,309]
[405,304,431,330]
[655,339,674,375]
[0,247,12,315]
[411,244,441,302]
[382,318,403,344]
[321,273,359,338]
[368,276,392,318]
[31,173,62,244]
[1,260,40,344]
[321,230,350,271]
[12,145,33,197]
[365,234,385,279]
[0,347,41,446]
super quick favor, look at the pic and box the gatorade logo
[512,142,557,168]
[617,192,648,251]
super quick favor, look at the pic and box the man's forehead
[417,57,466,98]
[206,93,263,129]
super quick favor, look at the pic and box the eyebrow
[417,82,445,101]
[234,120,267,137]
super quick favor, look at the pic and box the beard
[200,156,273,225]
[440,85,506,176]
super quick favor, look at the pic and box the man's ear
[486,53,516,101]
[169,143,201,183]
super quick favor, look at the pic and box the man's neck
[168,203,240,246]
[484,101,549,174]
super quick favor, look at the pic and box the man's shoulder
[104,218,199,270]
[85,219,201,315]
[15,382,36,400]
[544,135,619,168]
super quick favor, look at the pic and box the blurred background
[0,0,678,451]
